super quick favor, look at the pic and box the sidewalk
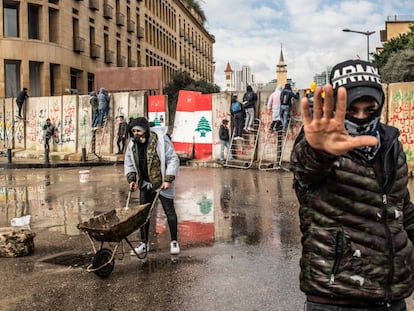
[0,149,122,169]
[0,149,224,169]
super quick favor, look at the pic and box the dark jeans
[17,101,23,117]
[139,188,178,243]
[44,138,50,151]
[117,137,126,153]
[233,112,244,137]
[91,110,99,127]
[305,300,406,311]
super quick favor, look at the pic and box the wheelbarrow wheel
[92,248,115,278]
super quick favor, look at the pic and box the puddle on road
[41,251,94,268]
[0,166,305,258]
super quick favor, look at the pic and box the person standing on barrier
[16,87,29,119]
[124,117,181,256]
[280,83,299,132]
[230,94,244,140]
[242,85,258,132]
[290,59,414,311]
[267,85,283,132]
[89,91,99,128]
[97,87,111,127]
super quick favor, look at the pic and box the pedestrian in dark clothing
[42,118,56,151]
[290,59,414,311]
[116,115,128,154]
[230,94,244,140]
[219,119,233,161]
[16,88,29,119]
[97,87,110,127]
[280,83,299,131]
[242,85,258,132]
[89,91,99,128]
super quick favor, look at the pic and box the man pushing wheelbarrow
[78,117,180,278]
[124,117,181,257]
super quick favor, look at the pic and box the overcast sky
[201,0,414,90]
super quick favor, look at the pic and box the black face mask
[134,134,146,144]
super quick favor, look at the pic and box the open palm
[301,85,378,156]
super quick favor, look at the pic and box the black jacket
[219,124,230,141]
[290,123,414,303]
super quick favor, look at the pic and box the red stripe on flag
[173,141,193,158]
[178,220,215,245]
[196,93,212,111]
[176,90,200,112]
[194,143,212,160]
[148,95,166,112]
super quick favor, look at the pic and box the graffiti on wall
[388,89,414,165]
[61,98,76,144]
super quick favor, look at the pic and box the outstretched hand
[301,85,378,156]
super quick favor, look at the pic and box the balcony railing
[89,0,99,10]
[90,44,101,58]
[137,26,144,39]
[387,15,414,22]
[127,20,135,32]
[104,50,114,63]
[103,4,113,19]
[116,13,125,26]
[117,55,126,67]
[73,36,85,52]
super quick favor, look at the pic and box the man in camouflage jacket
[124,117,181,256]
[290,59,414,311]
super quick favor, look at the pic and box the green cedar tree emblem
[153,117,161,126]
[195,116,212,137]
[197,194,212,214]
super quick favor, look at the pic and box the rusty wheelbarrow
[77,190,159,278]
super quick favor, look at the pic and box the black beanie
[128,117,150,137]
[329,59,384,109]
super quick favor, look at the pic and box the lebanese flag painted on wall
[194,93,213,159]
[148,95,166,126]
[171,90,201,158]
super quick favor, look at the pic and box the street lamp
[342,28,375,61]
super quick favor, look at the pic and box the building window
[3,2,19,37]
[28,4,40,39]
[50,64,59,96]
[49,8,59,43]
[87,73,94,93]
[70,68,80,93]
[29,61,42,97]
[5,60,21,98]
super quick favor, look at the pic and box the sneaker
[170,240,180,255]
[130,242,149,256]
[247,127,255,131]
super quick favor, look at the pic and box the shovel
[125,189,132,209]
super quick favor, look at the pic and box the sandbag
[0,227,36,257]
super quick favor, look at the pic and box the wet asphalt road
[1,165,414,311]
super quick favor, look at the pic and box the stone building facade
[1,0,215,98]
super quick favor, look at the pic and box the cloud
[202,0,414,89]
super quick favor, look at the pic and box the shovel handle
[125,189,132,209]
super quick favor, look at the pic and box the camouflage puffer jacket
[290,123,414,303]
[124,128,179,199]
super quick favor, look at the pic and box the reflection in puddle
[0,166,303,252]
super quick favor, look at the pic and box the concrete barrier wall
[0,92,146,155]
[1,82,414,170]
